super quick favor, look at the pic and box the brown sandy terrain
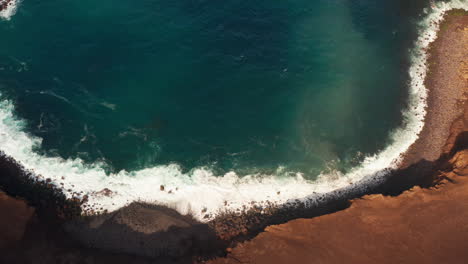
[0,191,34,248]
[210,151,468,264]
[0,7,466,264]
[402,11,468,168]
[209,11,468,264]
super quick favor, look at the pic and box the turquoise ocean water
[0,0,427,175]
[2,0,463,218]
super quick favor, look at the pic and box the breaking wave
[0,0,466,221]
[0,0,20,20]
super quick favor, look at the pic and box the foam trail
[0,0,466,221]
[0,0,20,20]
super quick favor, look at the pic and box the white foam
[0,0,20,20]
[0,0,466,221]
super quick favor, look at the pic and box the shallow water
[0,0,412,175]
[0,0,466,219]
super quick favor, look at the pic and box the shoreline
[0,2,465,227]
[0,4,467,264]
[0,0,18,20]
[400,9,468,169]
[369,8,468,195]
[208,9,468,264]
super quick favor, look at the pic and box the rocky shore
[210,151,468,264]
[0,7,466,264]
[0,0,13,12]
[209,10,468,264]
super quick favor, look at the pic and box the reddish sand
[209,12,468,264]
[210,151,468,264]
[0,8,467,264]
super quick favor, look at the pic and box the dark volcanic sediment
[209,10,468,264]
[64,203,226,259]
[0,191,34,248]
[400,10,468,171]
[210,151,468,264]
[0,7,467,264]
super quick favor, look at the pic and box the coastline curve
[0,0,466,222]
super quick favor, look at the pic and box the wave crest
[0,0,20,20]
[0,0,466,221]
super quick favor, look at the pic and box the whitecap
[0,0,20,20]
[0,0,466,221]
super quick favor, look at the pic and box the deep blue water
[0,0,432,177]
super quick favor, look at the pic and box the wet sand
[401,11,468,168]
[0,7,467,264]
[210,151,468,264]
[209,10,468,264]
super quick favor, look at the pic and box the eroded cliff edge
[0,8,467,264]
[210,10,468,264]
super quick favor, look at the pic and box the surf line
[0,0,466,221]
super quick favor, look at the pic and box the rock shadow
[65,203,227,260]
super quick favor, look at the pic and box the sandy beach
[208,10,468,264]
[401,10,468,168]
[0,6,467,264]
